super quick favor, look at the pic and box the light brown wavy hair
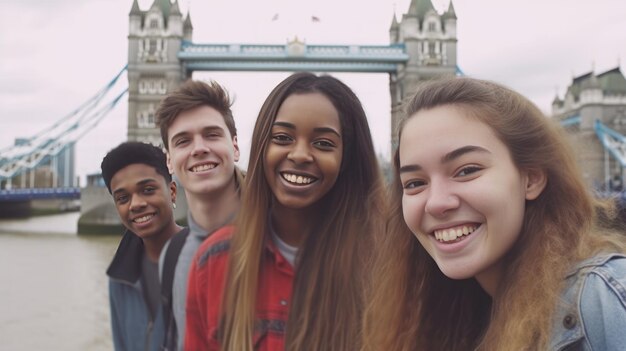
[362,77,626,350]
[221,72,386,351]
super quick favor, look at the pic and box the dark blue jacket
[107,230,165,351]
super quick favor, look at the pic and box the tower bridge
[126,0,460,148]
[4,0,625,226]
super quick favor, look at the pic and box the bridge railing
[0,187,80,201]
[179,42,409,62]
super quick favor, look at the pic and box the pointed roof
[597,67,626,95]
[184,12,194,30]
[407,0,436,18]
[390,13,399,30]
[170,0,182,16]
[566,67,626,101]
[150,0,172,18]
[442,0,457,20]
[129,0,142,16]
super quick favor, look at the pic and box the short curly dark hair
[100,141,171,194]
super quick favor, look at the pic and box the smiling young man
[101,141,186,351]
[155,79,242,350]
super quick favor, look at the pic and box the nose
[288,140,313,164]
[191,135,210,157]
[129,194,147,212]
[424,179,460,217]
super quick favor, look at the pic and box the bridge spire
[443,0,457,20]
[129,0,141,16]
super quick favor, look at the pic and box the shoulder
[579,254,626,309]
[577,254,626,349]
[194,225,235,269]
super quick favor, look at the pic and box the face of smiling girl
[398,105,545,295]
[264,92,343,212]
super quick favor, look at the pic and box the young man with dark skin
[155,79,242,350]
[102,141,186,351]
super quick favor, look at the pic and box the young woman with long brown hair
[185,72,385,351]
[362,77,626,350]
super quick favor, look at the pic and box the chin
[438,264,477,281]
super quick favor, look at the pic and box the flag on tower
[311,15,320,22]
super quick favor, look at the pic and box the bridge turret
[127,0,184,146]
[389,13,399,44]
[129,0,142,36]
[183,11,193,42]
[390,0,457,148]
[169,0,183,37]
[441,0,457,67]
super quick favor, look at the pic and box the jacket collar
[565,252,626,278]
[106,229,144,284]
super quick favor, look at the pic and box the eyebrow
[273,121,341,138]
[399,145,490,174]
[170,125,225,142]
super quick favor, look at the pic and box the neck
[270,204,319,247]
[475,262,505,298]
[185,179,240,232]
[142,221,182,262]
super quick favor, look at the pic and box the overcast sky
[1,0,625,184]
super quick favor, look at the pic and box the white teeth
[282,173,314,185]
[434,225,477,243]
[134,215,153,223]
[191,164,216,172]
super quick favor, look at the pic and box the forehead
[275,93,341,131]
[168,105,230,138]
[399,105,505,163]
[110,163,164,190]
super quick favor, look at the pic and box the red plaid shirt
[184,225,294,350]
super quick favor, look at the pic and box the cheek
[322,154,343,177]
[263,147,277,170]
[402,195,424,235]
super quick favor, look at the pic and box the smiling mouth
[189,163,216,172]
[133,214,154,223]
[433,224,478,243]
[281,172,317,185]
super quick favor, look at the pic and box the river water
[0,212,118,351]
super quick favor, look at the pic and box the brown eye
[456,166,482,177]
[272,134,292,144]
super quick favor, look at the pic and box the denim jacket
[108,230,165,351]
[549,253,626,350]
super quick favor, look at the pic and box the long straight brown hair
[221,72,386,351]
[362,77,626,350]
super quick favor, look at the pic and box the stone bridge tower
[552,67,626,188]
[389,0,458,147]
[127,0,193,146]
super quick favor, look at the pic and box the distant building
[2,139,76,189]
[552,67,626,188]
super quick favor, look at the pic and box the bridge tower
[389,0,458,146]
[552,67,626,188]
[127,0,193,145]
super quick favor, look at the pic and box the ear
[232,135,240,162]
[524,168,547,200]
[169,180,177,203]
[166,152,174,174]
